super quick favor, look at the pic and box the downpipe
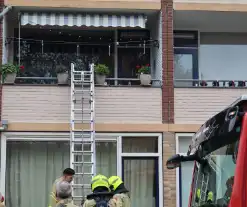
[0,6,12,20]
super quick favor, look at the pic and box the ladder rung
[75,172,93,175]
[72,108,93,111]
[72,151,93,154]
[72,141,93,144]
[73,71,92,74]
[73,89,93,93]
[72,129,94,132]
[72,119,93,122]
[73,80,92,83]
[72,111,93,114]
[73,162,93,164]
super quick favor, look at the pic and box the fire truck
[166,96,247,207]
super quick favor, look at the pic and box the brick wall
[163,132,176,207]
[161,0,174,123]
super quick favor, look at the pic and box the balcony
[173,30,247,125]
[5,0,161,10]
[3,11,162,87]
[2,85,162,123]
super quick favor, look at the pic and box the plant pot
[57,72,69,84]
[4,73,16,84]
[96,74,106,85]
[140,74,151,85]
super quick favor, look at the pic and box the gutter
[0,6,12,20]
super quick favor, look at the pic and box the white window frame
[175,133,194,207]
[1,132,163,207]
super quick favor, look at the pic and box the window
[14,28,114,84]
[3,133,162,207]
[174,31,198,87]
[121,136,161,207]
[117,29,151,85]
[200,32,247,86]
[176,134,194,207]
[123,158,158,207]
[122,137,158,153]
[5,141,116,207]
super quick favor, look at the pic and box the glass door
[122,157,159,207]
[174,48,198,87]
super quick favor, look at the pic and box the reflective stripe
[111,178,119,185]
[91,178,109,184]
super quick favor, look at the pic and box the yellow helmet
[91,174,110,192]
[108,176,123,191]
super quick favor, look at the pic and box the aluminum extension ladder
[70,63,96,205]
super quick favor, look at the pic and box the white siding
[2,86,162,123]
[174,0,247,3]
[175,88,247,124]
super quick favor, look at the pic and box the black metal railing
[13,76,162,87]
[174,79,247,88]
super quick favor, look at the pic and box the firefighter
[223,176,234,204]
[48,168,75,207]
[83,174,117,207]
[196,189,215,205]
[108,176,130,207]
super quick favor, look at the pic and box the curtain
[122,137,158,207]
[6,141,117,207]
[123,159,156,207]
[96,142,117,177]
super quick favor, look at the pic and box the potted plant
[136,64,151,86]
[0,63,24,84]
[94,64,110,85]
[55,64,69,84]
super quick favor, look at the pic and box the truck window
[190,139,239,207]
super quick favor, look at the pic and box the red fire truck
[166,96,247,207]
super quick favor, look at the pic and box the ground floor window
[176,133,194,207]
[5,141,116,207]
[2,133,162,207]
[123,157,158,207]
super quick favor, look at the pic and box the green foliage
[95,64,110,76]
[136,64,150,74]
[55,64,68,73]
[0,63,24,82]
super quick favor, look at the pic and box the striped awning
[21,13,147,28]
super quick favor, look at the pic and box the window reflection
[174,54,193,86]
[200,45,247,82]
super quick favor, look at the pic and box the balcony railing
[13,76,162,87]
[174,79,247,88]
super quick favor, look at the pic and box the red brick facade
[163,132,176,207]
[161,0,174,124]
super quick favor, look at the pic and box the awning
[21,13,147,28]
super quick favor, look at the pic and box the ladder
[70,63,96,205]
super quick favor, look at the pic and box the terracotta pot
[57,72,69,84]
[96,74,106,85]
[140,74,151,85]
[4,73,16,84]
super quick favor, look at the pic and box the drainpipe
[0,6,12,20]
